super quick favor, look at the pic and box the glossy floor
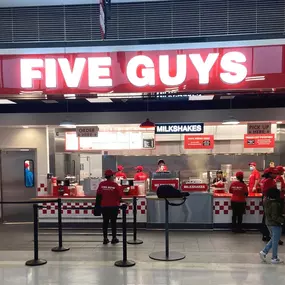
[0,225,285,285]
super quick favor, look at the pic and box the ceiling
[0,93,284,113]
[0,0,157,7]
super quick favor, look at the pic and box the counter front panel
[36,197,147,224]
[213,193,263,226]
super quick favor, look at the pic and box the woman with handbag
[95,169,123,245]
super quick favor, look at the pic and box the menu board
[244,134,275,148]
[65,131,155,151]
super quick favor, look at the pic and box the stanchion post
[26,204,47,266]
[115,204,135,267]
[165,199,169,258]
[52,198,70,252]
[127,197,143,245]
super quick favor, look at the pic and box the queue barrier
[0,199,136,268]
[56,199,136,267]
[0,200,58,266]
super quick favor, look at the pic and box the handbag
[93,194,102,216]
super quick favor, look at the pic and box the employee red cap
[105,169,115,177]
[135,166,143,171]
[276,166,284,173]
[249,162,257,166]
[117,165,124,171]
[236,171,244,178]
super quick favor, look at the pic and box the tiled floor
[0,225,285,284]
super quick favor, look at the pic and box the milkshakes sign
[155,123,204,134]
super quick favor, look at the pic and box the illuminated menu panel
[65,132,79,151]
[65,131,154,151]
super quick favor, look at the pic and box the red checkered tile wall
[37,183,47,193]
[40,200,147,215]
[213,200,263,215]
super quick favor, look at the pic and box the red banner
[1,44,285,94]
[181,183,208,192]
[244,134,275,148]
[151,179,179,191]
[184,135,214,149]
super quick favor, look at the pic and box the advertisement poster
[184,135,214,149]
[244,134,275,148]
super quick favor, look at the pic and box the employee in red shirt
[134,166,148,181]
[96,169,123,245]
[156,159,169,172]
[248,162,261,193]
[229,171,248,233]
[115,165,127,180]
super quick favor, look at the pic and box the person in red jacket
[134,166,148,181]
[260,167,283,243]
[115,165,127,180]
[229,171,248,233]
[248,162,261,193]
[96,169,123,245]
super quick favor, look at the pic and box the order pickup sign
[76,126,99,137]
[247,123,271,134]
[244,134,275,148]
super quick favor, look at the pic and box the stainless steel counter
[146,193,213,229]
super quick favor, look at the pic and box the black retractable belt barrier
[127,197,143,245]
[149,185,189,262]
[52,198,70,252]
[26,204,47,266]
[115,204,136,267]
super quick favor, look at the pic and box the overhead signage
[155,123,204,134]
[181,183,208,192]
[244,134,275,148]
[76,126,99,137]
[66,131,155,151]
[1,44,284,94]
[247,123,271,134]
[184,135,214,149]
[151,179,179,191]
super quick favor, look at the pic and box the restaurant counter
[213,193,263,227]
[34,192,263,229]
[33,196,147,228]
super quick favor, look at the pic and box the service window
[24,160,35,187]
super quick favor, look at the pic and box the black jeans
[231,201,246,230]
[101,207,119,239]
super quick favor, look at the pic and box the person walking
[96,169,123,245]
[259,187,284,264]
[229,171,248,233]
[260,168,278,242]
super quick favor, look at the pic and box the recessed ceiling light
[23,126,29,129]
[60,120,76,128]
[0,99,16,104]
[86,98,113,103]
[64,94,76,99]
[222,117,240,125]
[42,100,58,104]
[276,121,283,124]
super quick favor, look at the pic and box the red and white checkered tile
[37,183,47,195]
[213,197,263,224]
[39,198,147,222]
